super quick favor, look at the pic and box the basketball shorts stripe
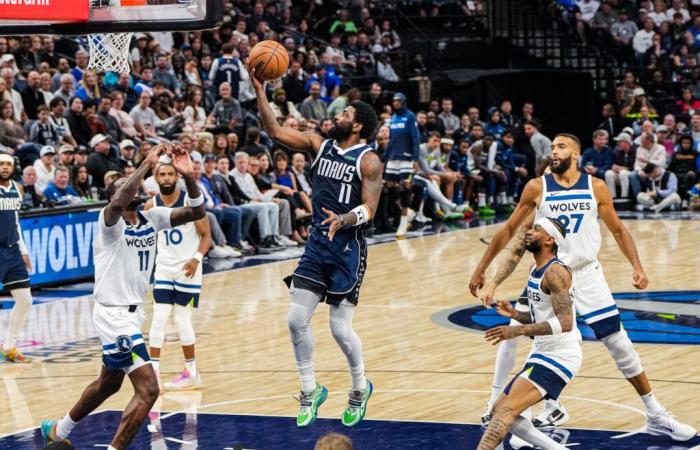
[384,160,414,182]
[93,303,150,374]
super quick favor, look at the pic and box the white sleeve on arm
[99,209,125,246]
[15,213,28,255]
[145,206,173,232]
[487,142,497,170]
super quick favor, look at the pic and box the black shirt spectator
[362,82,385,116]
[21,71,46,120]
[65,97,91,146]
[86,134,116,189]
[281,61,308,105]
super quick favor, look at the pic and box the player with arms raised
[42,144,206,450]
[470,133,696,441]
[249,65,381,428]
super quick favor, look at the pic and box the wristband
[547,317,563,335]
[193,252,203,263]
[350,204,371,226]
[187,194,204,207]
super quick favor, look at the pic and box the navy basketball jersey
[310,139,373,234]
[213,56,241,96]
[0,181,23,246]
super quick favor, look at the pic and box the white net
[87,32,134,74]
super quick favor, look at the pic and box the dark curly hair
[349,100,378,139]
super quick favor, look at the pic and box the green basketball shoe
[295,383,328,427]
[342,379,373,427]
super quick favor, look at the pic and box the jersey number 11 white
[338,183,352,204]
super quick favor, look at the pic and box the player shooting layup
[249,65,381,428]
[42,144,205,450]
[469,133,696,441]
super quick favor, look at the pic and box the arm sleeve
[16,213,28,255]
[144,206,173,232]
[487,142,497,170]
[208,58,219,82]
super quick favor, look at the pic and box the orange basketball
[248,40,289,81]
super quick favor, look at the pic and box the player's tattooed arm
[543,264,574,333]
[493,225,528,285]
[494,300,532,324]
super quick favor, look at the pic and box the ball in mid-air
[248,40,289,81]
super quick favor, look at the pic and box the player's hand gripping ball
[248,40,289,81]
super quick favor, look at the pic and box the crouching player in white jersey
[41,144,206,450]
[470,133,696,441]
[478,217,579,450]
[146,160,211,391]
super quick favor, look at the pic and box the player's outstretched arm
[169,145,206,227]
[469,179,542,297]
[104,144,164,227]
[593,177,648,289]
[480,218,533,308]
[321,152,383,241]
[248,65,324,154]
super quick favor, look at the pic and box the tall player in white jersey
[146,161,211,391]
[41,144,206,450]
[470,134,696,441]
[479,217,579,450]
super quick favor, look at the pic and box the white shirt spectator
[377,60,399,82]
[183,105,207,132]
[292,167,312,196]
[129,104,161,134]
[666,6,690,22]
[110,108,139,138]
[9,89,23,122]
[576,0,600,22]
[633,29,655,54]
[635,143,667,170]
[32,159,55,195]
[648,11,668,26]
[230,167,265,200]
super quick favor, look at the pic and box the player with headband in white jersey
[470,133,696,442]
[478,217,579,450]
[41,143,206,450]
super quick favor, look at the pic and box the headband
[535,217,565,248]
[0,154,14,165]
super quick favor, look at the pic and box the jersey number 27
[556,213,584,234]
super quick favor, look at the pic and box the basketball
[248,40,289,81]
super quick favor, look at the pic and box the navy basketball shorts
[285,228,367,306]
[0,246,30,290]
[153,265,202,308]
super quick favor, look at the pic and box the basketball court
[1,215,699,449]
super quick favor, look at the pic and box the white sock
[151,358,160,374]
[185,358,197,376]
[511,416,566,450]
[297,360,317,393]
[478,193,486,207]
[350,366,367,391]
[641,392,665,415]
[3,288,32,351]
[56,413,78,439]
[490,339,518,403]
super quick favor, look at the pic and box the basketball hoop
[87,32,133,74]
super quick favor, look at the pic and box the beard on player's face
[551,154,573,174]
[328,120,353,141]
[525,239,541,253]
[158,182,176,195]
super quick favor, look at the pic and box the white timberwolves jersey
[93,207,172,306]
[536,173,601,269]
[526,258,582,353]
[154,191,200,268]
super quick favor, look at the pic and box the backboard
[0,0,223,35]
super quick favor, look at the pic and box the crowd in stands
[550,0,700,211]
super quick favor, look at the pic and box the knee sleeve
[330,315,352,354]
[603,329,643,378]
[148,303,172,348]
[172,305,195,346]
[288,302,313,344]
